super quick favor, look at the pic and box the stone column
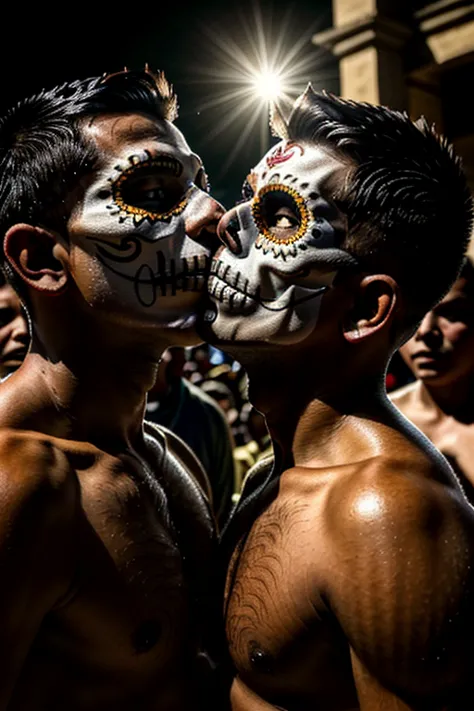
[312,0,411,109]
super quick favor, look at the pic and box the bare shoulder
[144,420,213,505]
[321,455,474,699]
[323,454,474,567]
[0,428,76,504]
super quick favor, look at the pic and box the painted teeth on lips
[209,275,250,310]
[209,261,259,308]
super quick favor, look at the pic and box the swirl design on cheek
[251,183,310,245]
[111,155,191,225]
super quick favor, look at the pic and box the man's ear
[3,224,68,294]
[343,274,398,343]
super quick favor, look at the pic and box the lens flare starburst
[187,2,336,178]
[252,70,283,101]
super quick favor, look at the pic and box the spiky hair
[271,87,474,329]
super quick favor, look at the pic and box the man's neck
[422,378,474,424]
[8,334,166,452]
[243,357,388,471]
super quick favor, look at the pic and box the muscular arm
[0,432,76,709]
[323,461,474,710]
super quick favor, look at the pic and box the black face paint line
[209,259,328,313]
[95,251,210,308]
[109,153,191,226]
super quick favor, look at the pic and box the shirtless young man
[0,68,226,710]
[202,88,474,710]
[391,256,474,502]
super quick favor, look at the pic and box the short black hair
[457,255,474,299]
[273,87,474,331]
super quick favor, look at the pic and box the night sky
[1,0,335,208]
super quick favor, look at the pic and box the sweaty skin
[0,112,225,711]
[203,138,474,711]
[392,272,474,503]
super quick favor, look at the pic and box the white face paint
[67,114,222,332]
[206,140,355,345]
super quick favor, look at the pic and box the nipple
[249,646,274,673]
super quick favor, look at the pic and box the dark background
[1,0,335,208]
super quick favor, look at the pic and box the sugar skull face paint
[67,113,222,331]
[205,140,356,346]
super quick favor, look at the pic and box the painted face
[205,140,355,346]
[400,276,474,386]
[67,113,223,333]
[0,283,29,378]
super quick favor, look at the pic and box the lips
[208,258,328,313]
[411,350,442,361]
[208,259,258,313]
[2,347,27,363]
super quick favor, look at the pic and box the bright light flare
[252,70,282,101]
[188,3,338,176]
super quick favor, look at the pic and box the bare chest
[225,490,356,708]
[43,454,197,674]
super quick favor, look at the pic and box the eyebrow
[87,115,167,143]
[435,296,470,310]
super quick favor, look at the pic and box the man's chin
[418,367,452,386]
[158,312,204,347]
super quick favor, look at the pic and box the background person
[146,347,236,527]
[0,269,29,379]
[391,255,474,502]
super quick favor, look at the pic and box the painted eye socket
[112,157,191,222]
[241,179,254,201]
[119,167,183,214]
[195,167,210,193]
[252,184,310,244]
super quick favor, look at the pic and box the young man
[146,346,236,526]
[391,256,474,502]
[0,269,29,378]
[0,68,226,710]
[202,87,474,710]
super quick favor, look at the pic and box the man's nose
[185,192,225,242]
[415,311,442,348]
[9,313,29,345]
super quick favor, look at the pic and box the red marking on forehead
[266,142,304,169]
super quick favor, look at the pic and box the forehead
[251,140,348,193]
[439,276,474,304]
[81,113,197,163]
[0,284,20,306]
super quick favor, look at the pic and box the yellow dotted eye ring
[112,159,191,223]
[251,183,310,245]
